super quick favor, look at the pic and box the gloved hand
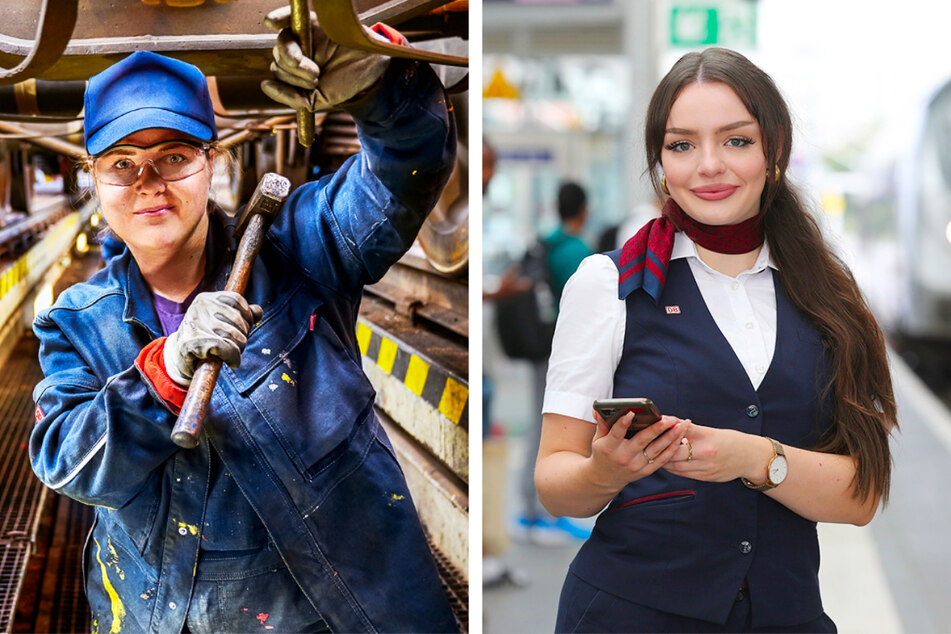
[260,6,393,111]
[163,291,264,386]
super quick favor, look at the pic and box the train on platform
[853,74,951,395]
[0,1,469,631]
[893,77,951,345]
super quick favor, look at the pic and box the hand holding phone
[592,398,662,439]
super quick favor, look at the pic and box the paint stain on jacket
[94,537,126,633]
[105,538,126,580]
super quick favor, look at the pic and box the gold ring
[686,441,693,462]
[643,449,655,465]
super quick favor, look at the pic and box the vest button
[740,540,752,554]
[745,405,760,418]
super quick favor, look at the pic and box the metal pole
[622,0,657,209]
[291,0,316,146]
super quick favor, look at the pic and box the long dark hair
[645,47,897,504]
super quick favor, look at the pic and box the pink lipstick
[691,184,738,201]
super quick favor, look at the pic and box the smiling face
[94,128,213,264]
[661,81,767,226]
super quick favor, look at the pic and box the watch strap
[741,437,785,491]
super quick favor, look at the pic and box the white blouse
[542,233,778,423]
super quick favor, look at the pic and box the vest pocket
[608,489,696,513]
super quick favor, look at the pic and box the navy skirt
[555,571,837,634]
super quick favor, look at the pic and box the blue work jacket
[30,59,458,634]
[569,256,834,627]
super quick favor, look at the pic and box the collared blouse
[543,232,778,422]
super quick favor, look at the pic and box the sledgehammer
[170,172,291,449]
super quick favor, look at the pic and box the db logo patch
[665,305,681,314]
[34,405,45,423]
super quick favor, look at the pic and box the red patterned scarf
[616,198,764,301]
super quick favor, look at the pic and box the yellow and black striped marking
[357,320,468,430]
[0,257,29,300]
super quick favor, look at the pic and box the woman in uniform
[537,47,896,633]
[29,12,457,634]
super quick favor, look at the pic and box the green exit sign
[670,2,757,48]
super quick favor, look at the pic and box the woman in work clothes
[29,11,458,634]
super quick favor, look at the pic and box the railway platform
[1,244,101,634]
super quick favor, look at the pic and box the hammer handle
[170,214,267,449]
[291,0,315,147]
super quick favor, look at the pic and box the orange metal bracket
[316,0,467,68]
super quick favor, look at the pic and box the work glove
[260,6,397,111]
[163,291,264,386]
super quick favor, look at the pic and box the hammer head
[233,172,292,240]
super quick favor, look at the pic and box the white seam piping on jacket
[47,433,107,490]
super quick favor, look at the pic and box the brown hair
[645,47,897,504]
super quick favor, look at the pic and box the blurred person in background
[545,182,593,307]
[536,47,897,633]
[512,181,593,543]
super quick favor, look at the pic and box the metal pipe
[275,126,287,175]
[290,0,316,147]
[0,121,84,159]
[217,115,296,150]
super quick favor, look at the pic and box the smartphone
[592,398,662,439]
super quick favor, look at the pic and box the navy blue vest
[569,256,834,627]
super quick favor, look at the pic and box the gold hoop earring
[661,175,670,195]
[771,166,781,182]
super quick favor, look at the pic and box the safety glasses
[92,140,210,187]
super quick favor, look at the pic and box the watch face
[769,456,788,484]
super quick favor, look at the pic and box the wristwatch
[741,437,787,491]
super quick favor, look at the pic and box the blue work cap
[84,51,217,155]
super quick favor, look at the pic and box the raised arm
[261,14,456,296]
[267,58,455,296]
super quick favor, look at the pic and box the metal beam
[0,0,78,85]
